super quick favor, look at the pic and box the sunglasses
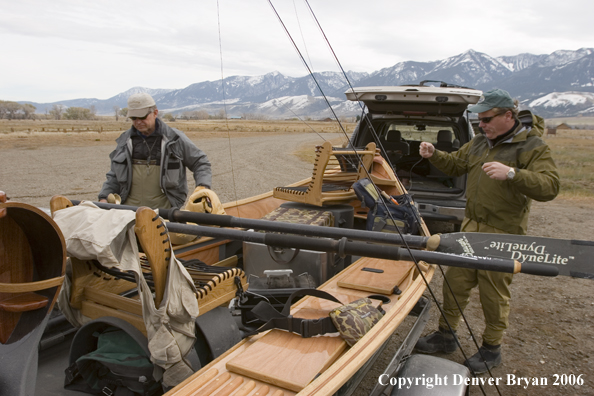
[130,112,152,121]
[477,112,505,124]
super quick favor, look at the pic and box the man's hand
[419,142,435,158]
[482,162,512,181]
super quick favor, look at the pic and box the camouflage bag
[246,290,384,346]
[329,298,384,346]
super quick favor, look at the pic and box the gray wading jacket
[98,118,211,208]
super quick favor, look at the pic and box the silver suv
[346,81,482,230]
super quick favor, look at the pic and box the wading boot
[414,327,458,354]
[464,343,502,374]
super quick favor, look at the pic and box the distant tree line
[0,101,36,119]
[47,104,97,120]
[113,106,128,121]
[0,101,101,121]
[159,109,271,121]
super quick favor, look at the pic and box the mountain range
[23,48,594,119]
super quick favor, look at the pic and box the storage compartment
[243,241,338,286]
[244,204,352,284]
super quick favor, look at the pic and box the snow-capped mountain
[528,92,594,117]
[22,87,175,116]
[21,48,594,118]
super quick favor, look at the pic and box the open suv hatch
[346,81,482,228]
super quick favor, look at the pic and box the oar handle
[516,261,559,277]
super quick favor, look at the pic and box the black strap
[64,362,81,386]
[279,288,342,316]
[246,289,343,338]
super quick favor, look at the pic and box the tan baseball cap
[127,93,156,117]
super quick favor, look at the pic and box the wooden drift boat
[157,147,436,396]
[0,199,66,395]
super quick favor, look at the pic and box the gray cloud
[2,0,592,102]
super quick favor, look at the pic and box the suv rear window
[382,123,457,145]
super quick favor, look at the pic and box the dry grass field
[1,118,592,200]
[546,116,594,128]
[546,135,594,198]
[0,118,356,135]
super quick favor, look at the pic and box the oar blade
[437,232,594,280]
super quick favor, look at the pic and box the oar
[434,232,594,280]
[69,200,432,248]
[70,200,593,279]
[162,222,558,278]
[161,207,593,279]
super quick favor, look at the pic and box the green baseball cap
[468,89,514,113]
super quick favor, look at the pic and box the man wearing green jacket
[414,89,560,373]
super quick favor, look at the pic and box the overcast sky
[2,0,592,103]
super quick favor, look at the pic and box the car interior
[354,116,469,195]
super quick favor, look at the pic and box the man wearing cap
[414,89,560,373]
[98,93,211,209]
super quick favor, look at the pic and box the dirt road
[0,131,328,207]
[1,131,592,395]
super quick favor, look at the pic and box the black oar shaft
[165,222,558,277]
[165,208,430,248]
[71,200,431,248]
[70,200,561,277]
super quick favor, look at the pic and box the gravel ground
[0,131,332,207]
[2,131,592,396]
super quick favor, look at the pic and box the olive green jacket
[429,119,560,235]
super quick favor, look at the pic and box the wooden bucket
[0,202,66,344]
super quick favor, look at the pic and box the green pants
[438,218,514,346]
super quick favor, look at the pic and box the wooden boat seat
[0,293,49,313]
[226,329,346,392]
[1,200,66,345]
[0,196,66,395]
[78,260,247,336]
[273,141,377,206]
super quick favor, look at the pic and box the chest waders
[126,160,171,209]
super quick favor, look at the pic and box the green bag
[329,298,384,346]
[75,328,161,395]
[65,319,163,396]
